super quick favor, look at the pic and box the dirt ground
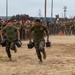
[0,35,75,75]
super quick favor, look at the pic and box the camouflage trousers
[6,39,16,58]
[33,38,45,60]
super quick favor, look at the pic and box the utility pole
[51,0,53,18]
[6,0,8,20]
[44,0,47,19]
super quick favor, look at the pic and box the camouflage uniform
[0,22,2,45]
[65,22,71,35]
[30,25,49,62]
[25,23,32,39]
[0,26,1,45]
[56,23,61,35]
[71,22,75,35]
[2,26,18,59]
[60,23,65,35]
[49,22,54,35]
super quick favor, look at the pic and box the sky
[0,0,75,18]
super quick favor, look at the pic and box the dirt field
[0,35,75,75]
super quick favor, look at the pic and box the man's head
[7,20,12,28]
[35,19,41,26]
[12,20,17,25]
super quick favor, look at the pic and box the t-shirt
[2,26,17,40]
[30,25,47,40]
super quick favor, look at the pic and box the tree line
[10,14,34,21]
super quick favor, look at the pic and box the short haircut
[35,19,40,23]
[7,20,11,23]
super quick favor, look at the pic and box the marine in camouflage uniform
[59,22,65,35]
[17,21,25,40]
[49,22,55,35]
[25,20,32,39]
[0,24,2,45]
[56,22,61,35]
[53,22,57,35]
[72,21,75,35]
[28,19,49,62]
[65,21,71,35]
[0,21,3,45]
[1,20,20,61]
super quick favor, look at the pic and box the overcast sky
[0,0,75,18]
